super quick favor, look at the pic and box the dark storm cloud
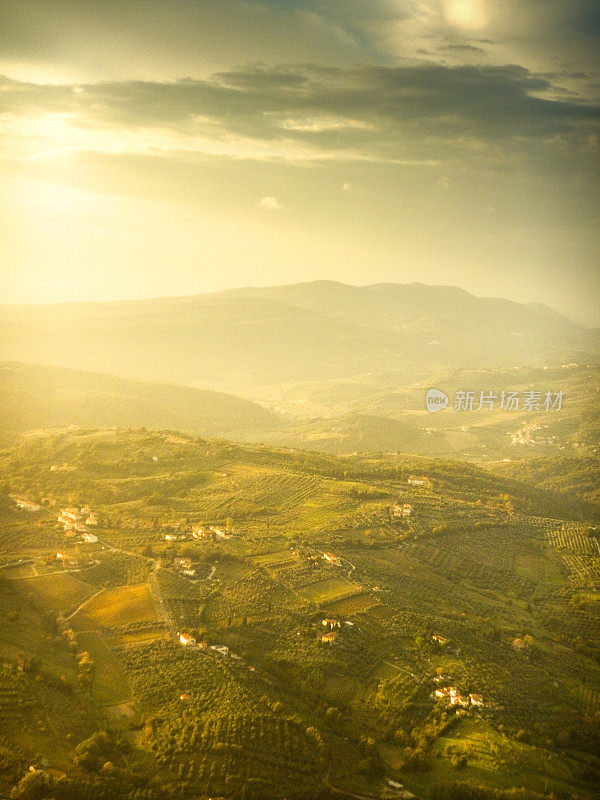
[1,64,598,162]
[1,1,599,86]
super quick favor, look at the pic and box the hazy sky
[0,1,599,323]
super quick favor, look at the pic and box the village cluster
[430,636,485,709]
[164,524,233,542]
[389,475,433,520]
[510,422,560,447]
[57,505,100,541]
[433,683,484,708]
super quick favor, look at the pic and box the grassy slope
[0,361,282,437]
[491,454,600,507]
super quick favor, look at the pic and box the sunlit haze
[0,1,598,323]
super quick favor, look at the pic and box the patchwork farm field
[0,429,599,800]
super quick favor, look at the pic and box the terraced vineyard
[186,469,327,520]
[0,668,34,729]
[545,523,598,554]
[0,429,599,800]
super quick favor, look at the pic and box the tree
[10,771,47,800]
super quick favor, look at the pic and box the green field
[320,591,379,616]
[298,576,363,605]
[75,629,131,707]
[401,718,590,799]
[12,571,95,616]
[72,583,162,629]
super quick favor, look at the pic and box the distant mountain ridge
[0,281,596,393]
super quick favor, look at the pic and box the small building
[321,619,341,629]
[449,688,470,707]
[85,513,99,526]
[469,693,484,707]
[59,508,81,524]
[210,527,230,539]
[210,645,229,656]
[321,631,339,645]
[82,532,98,544]
[13,497,41,512]
[179,632,196,647]
[322,552,341,566]
[174,557,192,571]
[182,568,196,577]
[391,502,413,519]
[386,779,404,790]
[407,475,431,487]
[432,634,449,646]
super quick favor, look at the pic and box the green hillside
[1,358,598,466]
[0,429,599,800]
[0,361,282,438]
[261,364,600,461]
[491,455,600,508]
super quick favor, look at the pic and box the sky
[0,1,599,323]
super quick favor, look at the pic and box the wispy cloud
[259,196,282,210]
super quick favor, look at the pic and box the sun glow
[444,0,487,30]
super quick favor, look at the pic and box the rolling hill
[0,362,282,438]
[2,361,598,463]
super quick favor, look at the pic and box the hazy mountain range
[1,282,596,394]
[1,282,598,460]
